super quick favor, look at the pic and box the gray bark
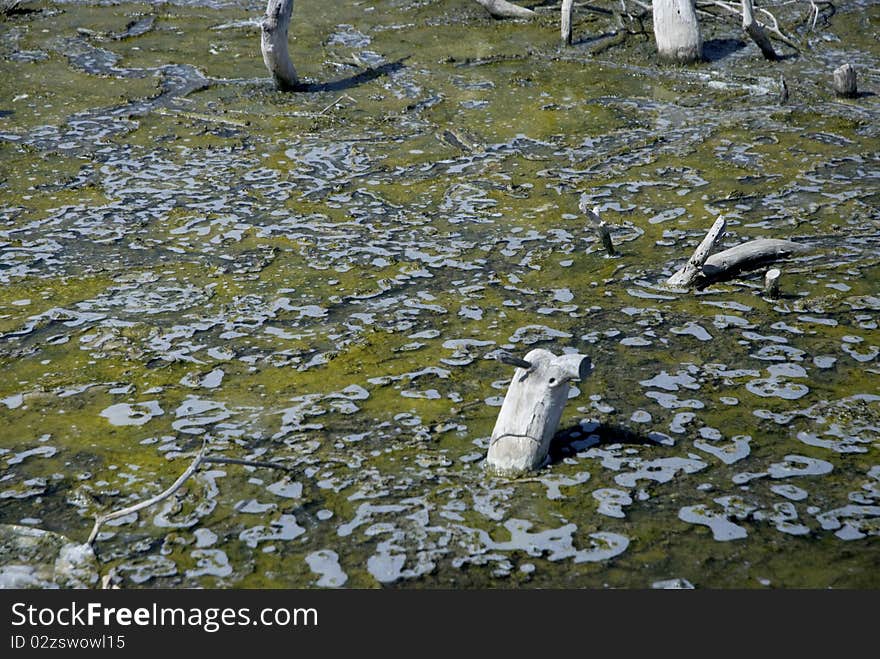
[262,0,299,91]
[764,267,781,299]
[700,238,808,284]
[652,0,702,63]
[487,349,592,476]
[832,63,858,98]
[561,0,574,45]
[667,216,726,288]
[742,0,778,61]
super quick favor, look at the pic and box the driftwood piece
[741,0,778,61]
[472,0,535,19]
[699,238,808,285]
[667,215,726,288]
[487,349,592,476]
[561,0,574,45]
[832,63,858,98]
[262,0,299,91]
[652,0,702,63]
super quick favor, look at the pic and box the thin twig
[87,445,208,544]
[86,449,295,544]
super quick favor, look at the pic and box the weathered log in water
[472,0,536,20]
[698,239,810,287]
[487,349,592,476]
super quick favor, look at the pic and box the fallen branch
[87,448,295,545]
[667,215,727,288]
[708,0,799,51]
[472,0,536,19]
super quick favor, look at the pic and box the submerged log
[472,0,535,20]
[262,0,300,91]
[487,349,592,476]
[652,0,702,63]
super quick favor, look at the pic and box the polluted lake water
[0,0,878,588]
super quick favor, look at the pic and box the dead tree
[262,0,299,91]
[652,0,703,63]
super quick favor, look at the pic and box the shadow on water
[702,38,747,62]
[297,58,408,93]
[548,421,667,465]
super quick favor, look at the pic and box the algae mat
[0,1,878,588]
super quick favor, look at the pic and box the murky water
[1,0,878,588]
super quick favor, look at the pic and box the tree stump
[832,63,858,98]
[487,349,592,476]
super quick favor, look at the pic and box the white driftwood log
[652,0,702,63]
[262,0,299,91]
[561,0,574,45]
[667,215,726,288]
[472,0,535,20]
[487,349,592,476]
[700,238,807,283]
[742,0,778,61]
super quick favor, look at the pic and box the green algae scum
[0,0,878,589]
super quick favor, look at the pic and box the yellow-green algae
[0,0,878,589]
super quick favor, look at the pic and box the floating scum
[0,0,878,588]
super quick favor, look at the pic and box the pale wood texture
[764,267,781,299]
[652,0,702,63]
[667,215,726,288]
[472,0,535,19]
[701,238,807,283]
[262,0,299,91]
[487,349,592,476]
[561,0,574,45]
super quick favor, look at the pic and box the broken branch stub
[666,215,726,288]
[487,349,592,476]
[832,63,858,98]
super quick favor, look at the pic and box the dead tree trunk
[652,0,702,63]
[487,349,592,476]
[262,0,299,91]
[561,0,574,45]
